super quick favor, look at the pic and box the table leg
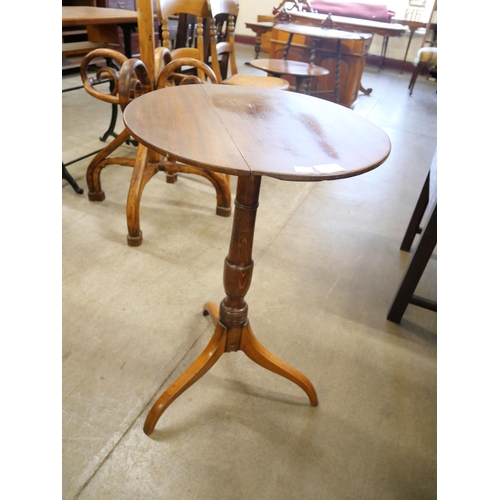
[254,32,263,59]
[304,38,318,95]
[143,175,318,435]
[120,24,134,58]
[62,163,84,194]
[334,39,341,103]
[245,31,264,65]
[400,29,416,74]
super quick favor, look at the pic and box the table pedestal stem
[143,175,318,436]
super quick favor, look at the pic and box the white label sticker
[293,166,315,173]
[314,163,345,173]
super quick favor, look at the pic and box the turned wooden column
[219,175,261,334]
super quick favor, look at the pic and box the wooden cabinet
[269,28,372,108]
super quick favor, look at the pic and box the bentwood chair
[208,0,290,90]
[80,43,231,247]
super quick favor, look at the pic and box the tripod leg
[240,322,318,406]
[143,324,227,435]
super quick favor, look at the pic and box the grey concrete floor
[62,43,437,500]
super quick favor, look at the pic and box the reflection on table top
[123,85,391,181]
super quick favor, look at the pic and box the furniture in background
[80,0,232,246]
[210,0,290,89]
[408,47,437,95]
[267,17,371,107]
[310,1,394,22]
[248,13,330,96]
[245,20,275,59]
[122,84,391,435]
[391,17,437,73]
[408,0,437,95]
[263,21,368,102]
[62,6,142,193]
[387,152,437,323]
[291,8,405,70]
[63,0,161,60]
[249,57,327,94]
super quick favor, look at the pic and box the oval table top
[249,58,330,78]
[123,85,391,182]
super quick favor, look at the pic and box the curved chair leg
[201,170,232,217]
[162,161,232,217]
[143,323,227,436]
[126,144,161,246]
[87,128,131,201]
[240,321,318,407]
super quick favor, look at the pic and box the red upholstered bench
[310,1,395,23]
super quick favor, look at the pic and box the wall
[234,0,436,64]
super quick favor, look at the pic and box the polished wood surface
[250,58,329,79]
[123,85,391,434]
[62,6,139,26]
[124,85,390,181]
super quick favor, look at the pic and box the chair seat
[414,47,437,65]
[223,74,290,90]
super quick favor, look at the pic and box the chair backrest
[208,0,240,80]
[156,0,213,80]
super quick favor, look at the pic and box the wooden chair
[408,0,437,95]
[208,0,290,90]
[408,47,437,95]
[387,152,437,323]
[80,45,231,247]
[157,0,213,79]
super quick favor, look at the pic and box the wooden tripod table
[123,85,391,435]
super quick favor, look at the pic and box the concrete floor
[62,43,437,500]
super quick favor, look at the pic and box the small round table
[123,85,391,435]
[253,23,364,100]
